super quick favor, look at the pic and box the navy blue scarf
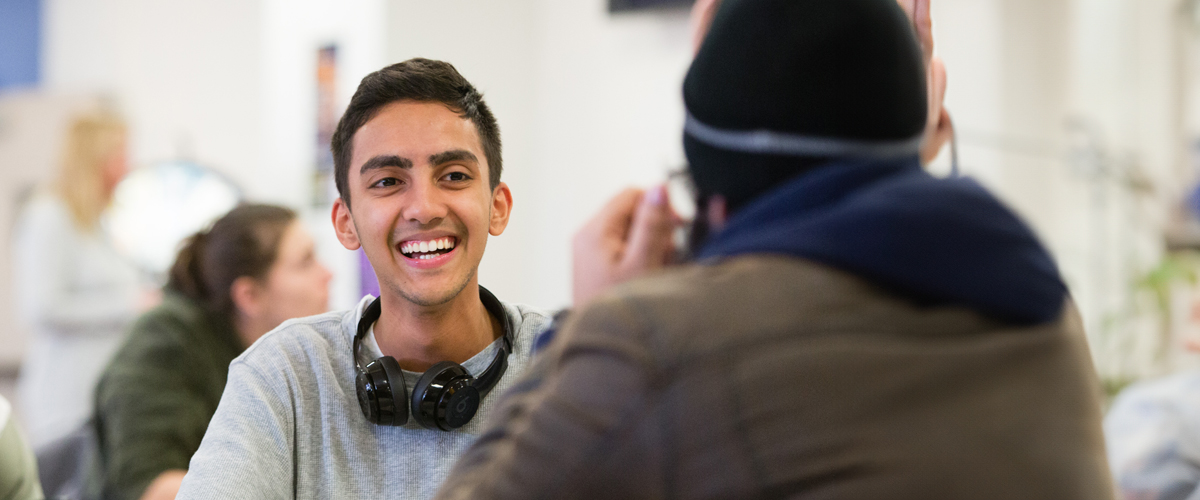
[698,156,1066,325]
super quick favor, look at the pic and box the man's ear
[690,0,722,53]
[331,198,361,250]
[488,182,513,237]
[706,194,729,233]
[229,276,262,320]
[919,56,951,165]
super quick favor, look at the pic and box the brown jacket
[437,255,1114,499]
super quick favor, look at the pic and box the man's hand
[897,0,953,165]
[139,469,186,500]
[573,186,679,307]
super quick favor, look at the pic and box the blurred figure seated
[1106,369,1200,499]
[92,204,331,500]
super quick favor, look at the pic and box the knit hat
[683,0,927,209]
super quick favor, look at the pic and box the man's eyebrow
[359,155,413,175]
[428,149,478,166]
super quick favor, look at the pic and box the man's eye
[372,177,401,188]
[443,172,470,182]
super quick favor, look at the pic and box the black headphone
[353,286,513,430]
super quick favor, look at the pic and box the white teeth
[401,237,456,257]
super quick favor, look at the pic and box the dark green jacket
[93,291,242,500]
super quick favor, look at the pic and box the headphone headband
[472,286,512,397]
[352,297,382,373]
[353,287,512,368]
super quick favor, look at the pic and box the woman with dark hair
[92,204,332,500]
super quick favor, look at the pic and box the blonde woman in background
[12,111,148,450]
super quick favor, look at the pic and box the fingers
[598,188,643,239]
[571,185,681,307]
[599,187,644,216]
[623,185,679,270]
[572,188,646,306]
[575,188,642,249]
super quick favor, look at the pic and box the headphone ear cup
[411,361,480,431]
[357,356,409,426]
[355,371,378,423]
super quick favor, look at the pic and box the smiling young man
[176,58,550,500]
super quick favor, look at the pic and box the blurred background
[3,0,1200,414]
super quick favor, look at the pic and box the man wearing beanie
[436,0,1114,498]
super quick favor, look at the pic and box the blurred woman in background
[93,204,331,500]
[11,111,147,449]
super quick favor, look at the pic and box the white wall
[259,0,386,210]
[259,0,386,311]
[43,0,265,193]
[525,1,693,310]
[930,0,1187,380]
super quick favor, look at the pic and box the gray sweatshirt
[176,294,549,500]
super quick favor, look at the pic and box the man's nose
[401,179,448,225]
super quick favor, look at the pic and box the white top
[1105,370,1200,499]
[177,295,550,500]
[11,194,141,448]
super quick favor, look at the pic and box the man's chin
[387,268,477,308]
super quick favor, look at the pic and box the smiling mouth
[399,236,458,260]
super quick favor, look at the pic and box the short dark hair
[331,58,502,207]
[168,204,297,318]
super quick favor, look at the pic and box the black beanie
[684,0,927,210]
